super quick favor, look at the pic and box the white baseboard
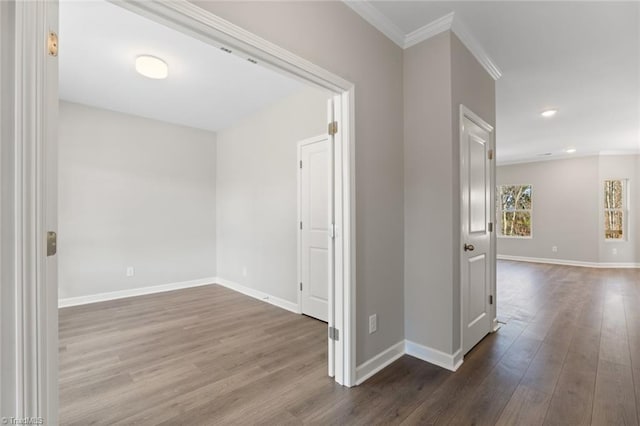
[405,340,463,372]
[215,277,300,314]
[355,341,405,385]
[58,277,216,308]
[498,254,640,269]
[355,339,465,385]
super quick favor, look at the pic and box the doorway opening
[2,0,355,423]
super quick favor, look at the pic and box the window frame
[497,184,533,239]
[603,178,629,242]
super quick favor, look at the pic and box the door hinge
[488,149,494,160]
[329,223,335,239]
[48,32,58,57]
[489,295,494,305]
[299,160,302,169]
[328,326,340,341]
[300,282,303,291]
[328,121,338,136]
[488,222,493,232]
[300,221,303,230]
[47,231,57,256]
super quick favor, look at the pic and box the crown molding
[497,150,640,166]
[343,1,405,48]
[450,16,502,80]
[344,2,502,80]
[404,11,454,49]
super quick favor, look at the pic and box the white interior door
[299,135,330,322]
[460,108,493,354]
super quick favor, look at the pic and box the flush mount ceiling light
[565,148,577,154]
[541,109,558,118]
[135,55,168,79]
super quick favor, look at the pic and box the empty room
[1,0,638,425]
[55,0,336,422]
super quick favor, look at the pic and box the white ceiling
[348,1,640,164]
[59,0,305,132]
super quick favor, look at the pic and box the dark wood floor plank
[591,359,639,425]
[59,262,639,425]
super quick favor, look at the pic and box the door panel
[466,254,487,327]
[300,137,329,322]
[468,136,487,234]
[461,112,493,354]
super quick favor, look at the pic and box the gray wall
[404,31,453,354]
[403,31,496,355]
[497,155,640,264]
[216,86,330,303]
[450,33,497,352]
[195,0,406,364]
[58,101,217,299]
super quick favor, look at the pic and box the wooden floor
[59,261,640,425]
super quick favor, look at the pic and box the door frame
[1,0,59,422]
[458,105,498,358]
[2,0,357,423]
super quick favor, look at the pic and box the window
[604,179,627,240]
[498,184,532,237]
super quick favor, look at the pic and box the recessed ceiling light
[135,55,168,79]
[565,148,577,154]
[541,109,558,118]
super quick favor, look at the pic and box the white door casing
[460,105,494,355]
[0,0,59,423]
[298,136,330,323]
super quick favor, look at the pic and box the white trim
[215,277,301,314]
[497,255,640,269]
[342,1,406,48]
[355,341,404,385]
[450,16,502,80]
[497,151,640,167]
[343,4,502,80]
[405,340,463,372]
[58,277,216,308]
[404,12,454,49]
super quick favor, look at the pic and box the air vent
[247,58,258,64]
[220,47,232,53]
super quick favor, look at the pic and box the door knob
[464,243,475,252]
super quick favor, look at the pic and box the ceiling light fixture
[565,148,577,154]
[541,109,558,118]
[135,55,168,79]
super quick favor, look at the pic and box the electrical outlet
[552,246,558,253]
[126,266,134,277]
[369,314,377,334]
[612,248,617,255]
[242,266,248,277]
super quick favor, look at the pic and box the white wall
[497,154,640,265]
[195,0,406,364]
[58,101,217,299]
[215,86,330,303]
